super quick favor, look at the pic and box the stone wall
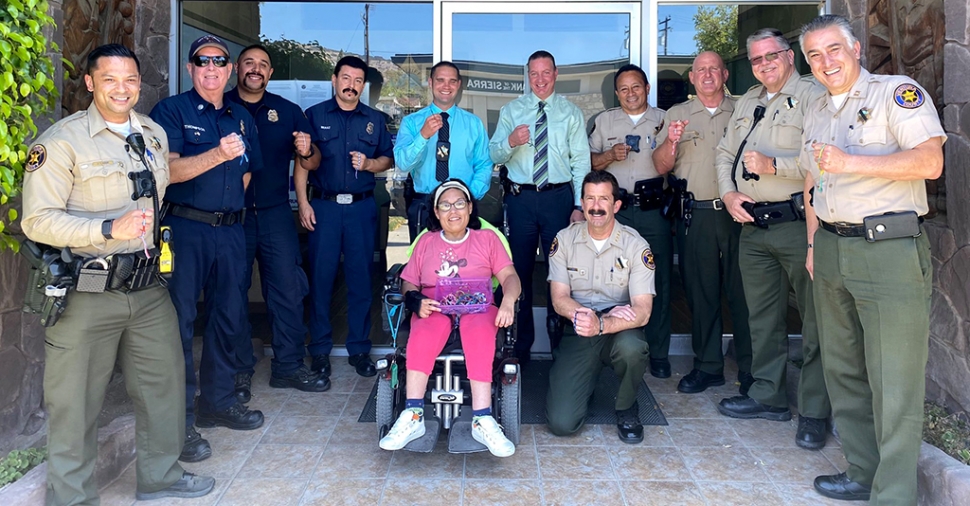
[836,0,970,416]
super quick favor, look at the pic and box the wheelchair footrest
[403,416,440,453]
[447,411,488,454]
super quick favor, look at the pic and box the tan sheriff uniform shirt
[547,221,656,311]
[656,96,737,200]
[715,72,822,202]
[800,69,946,224]
[589,106,666,191]
[22,103,171,258]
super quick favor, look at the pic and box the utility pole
[363,4,370,64]
[659,15,671,56]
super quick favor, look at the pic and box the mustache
[342,88,359,96]
[588,209,607,217]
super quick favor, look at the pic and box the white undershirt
[831,92,849,109]
[106,120,132,136]
[628,112,645,124]
[591,237,608,252]
[766,91,777,101]
[705,107,717,115]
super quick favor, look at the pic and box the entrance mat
[358,359,667,426]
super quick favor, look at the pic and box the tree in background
[693,5,739,60]
[261,37,334,81]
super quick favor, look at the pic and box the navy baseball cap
[188,35,229,58]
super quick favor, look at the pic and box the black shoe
[649,358,671,378]
[136,472,215,500]
[234,372,252,404]
[179,426,211,463]
[514,349,532,366]
[813,473,871,501]
[270,365,331,392]
[310,355,331,377]
[796,416,828,450]
[615,403,643,444]
[738,371,755,396]
[348,353,377,377]
[677,369,725,394]
[196,402,264,430]
[717,395,792,421]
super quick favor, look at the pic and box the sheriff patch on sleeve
[26,145,47,172]
[641,248,655,270]
[893,83,924,109]
[549,237,559,257]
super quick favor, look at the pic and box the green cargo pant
[546,325,649,436]
[813,227,931,506]
[675,207,751,375]
[44,285,185,506]
[739,221,829,418]
[616,206,672,359]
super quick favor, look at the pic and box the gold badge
[641,248,655,270]
[366,122,374,134]
[26,145,46,172]
[267,109,279,122]
[240,120,246,136]
[151,137,162,150]
[549,237,559,257]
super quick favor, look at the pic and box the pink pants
[406,305,498,382]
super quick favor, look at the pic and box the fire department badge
[366,122,374,134]
[267,109,279,122]
[26,145,46,172]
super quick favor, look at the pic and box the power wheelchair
[373,220,522,454]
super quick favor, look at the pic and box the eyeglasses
[192,55,229,68]
[749,50,787,67]
[436,199,468,212]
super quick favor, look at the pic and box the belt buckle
[211,212,224,227]
[712,198,723,211]
[336,194,353,205]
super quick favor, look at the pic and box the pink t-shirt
[401,229,513,298]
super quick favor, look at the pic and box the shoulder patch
[894,84,924,109]
[26,145,46,172]
[550,237,560,257]
[641,248,655,270]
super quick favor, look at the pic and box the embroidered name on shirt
[183,125,206,132]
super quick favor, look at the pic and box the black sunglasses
[192,55,229,68]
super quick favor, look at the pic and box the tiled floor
[99,355,848,506]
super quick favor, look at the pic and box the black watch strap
[102,219,114,240]
[298,145,315,160]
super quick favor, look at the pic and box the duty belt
[819,220,865,237]
[169,204,244,226]
[308,185,373,204]
[690,198,723,210]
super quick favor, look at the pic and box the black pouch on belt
[863,211,920,242]
[634,177,665,211]
[617,187,630,211]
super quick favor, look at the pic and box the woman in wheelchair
[379,179,521,457]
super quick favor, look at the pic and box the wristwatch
[771,157,778,173]
[298,145,315,160]
[101,219,114,240]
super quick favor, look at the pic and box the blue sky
[258,2,703,63]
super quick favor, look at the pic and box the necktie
[435,112,450,182]
[533,101,548,187]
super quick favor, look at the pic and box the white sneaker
[472,415,515,457]
[379,408,426,450]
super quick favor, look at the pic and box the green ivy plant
[0,447,46,488]
[0,0,59,252]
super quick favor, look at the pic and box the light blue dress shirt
[394,103,492,199]
[488,92,591,206]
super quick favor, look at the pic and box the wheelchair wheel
[498,371,521,445]
[376,374,395,439]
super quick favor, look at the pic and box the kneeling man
[545,171,655,443]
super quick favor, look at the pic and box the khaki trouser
[44,285,185,506]
[813,227,931,506]
[546,326,649,436]
[739,221,830,417]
